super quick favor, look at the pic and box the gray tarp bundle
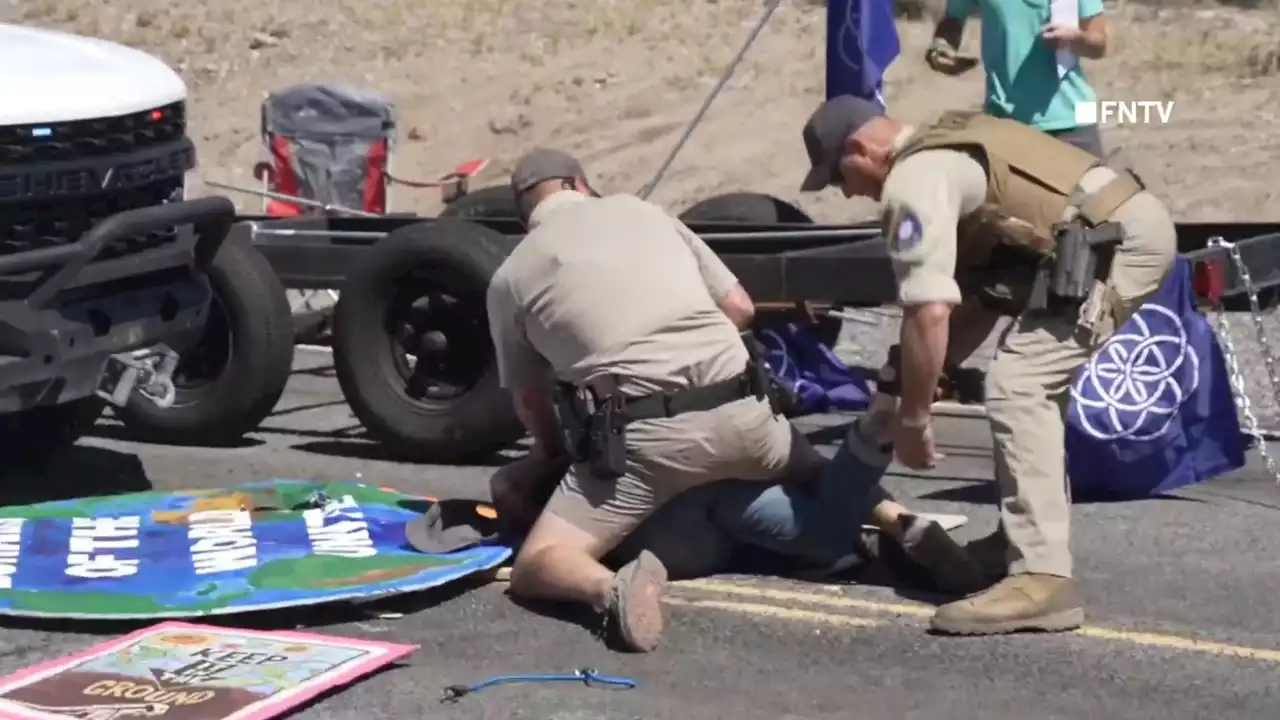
[261,84,396,211]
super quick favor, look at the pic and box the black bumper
[0,197,235,413]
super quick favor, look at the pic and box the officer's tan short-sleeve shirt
[486,191,749,396]
[880,147,989,306]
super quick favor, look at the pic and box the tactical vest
[893,111,1142,268]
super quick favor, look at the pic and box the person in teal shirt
[924,0,1111,158]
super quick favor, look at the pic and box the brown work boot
[930,573,1084,635]
[892,514,987,596]
[604,551,668,652]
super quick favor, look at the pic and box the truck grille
[0,103,186,164]
[0,177,183,259]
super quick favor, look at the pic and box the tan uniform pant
[544,395,813,551]
[985,190,1177,578]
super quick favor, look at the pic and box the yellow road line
[681,579,931,617]
[678,579,1280,662]
[664,597,879,627]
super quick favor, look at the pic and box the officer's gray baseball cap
[510,148,587,195]
[799,95,886,192]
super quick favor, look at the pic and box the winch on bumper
[0,196,235,414]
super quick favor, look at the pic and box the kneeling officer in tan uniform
[488,149,800,652]
[798,96,1176,635]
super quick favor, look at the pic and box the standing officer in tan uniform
[798,95,1176,634]
[487,148,801,652]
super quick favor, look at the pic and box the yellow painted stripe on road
[681,579,931,617]
[678,579,1280,662]
[664,597,879,627]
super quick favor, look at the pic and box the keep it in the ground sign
[0,621,416,719]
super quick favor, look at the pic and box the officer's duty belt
[1072,168,1144,226]
[618,372,755,423]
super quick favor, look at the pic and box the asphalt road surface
[6,349,1280,720]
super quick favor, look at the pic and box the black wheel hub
[172,296,232,397]
[386,278,489,403]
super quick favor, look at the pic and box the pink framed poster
[0,621,417,719]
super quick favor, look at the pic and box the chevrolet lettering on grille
[0,143,195,202]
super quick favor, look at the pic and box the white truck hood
[0,23,187,126]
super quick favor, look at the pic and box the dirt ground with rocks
[7,0,1278,219]
[7,0,1280,425]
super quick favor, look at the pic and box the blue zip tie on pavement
[440,668,637,703]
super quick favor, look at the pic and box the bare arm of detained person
[882,149,988,469]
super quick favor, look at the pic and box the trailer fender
[678,192,814,225]
[331,219,524,463]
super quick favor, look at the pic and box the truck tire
[440,185,518,220]
[4,398,104,468]
[116,231,294,444]
[678,192,813,225]
[332,219,524,463]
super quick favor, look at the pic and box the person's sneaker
[604,550,668,652]
[930,573,1084,635]
[892,514,986,596]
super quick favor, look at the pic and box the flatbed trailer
[234,204,1280,463]
[247,214,1280,307]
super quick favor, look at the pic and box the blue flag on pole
[1066,257,1246,499]
[826,0,901,108]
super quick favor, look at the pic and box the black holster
[1037,219,1125,306]
[555,382,628,482]
[741,331,784,416]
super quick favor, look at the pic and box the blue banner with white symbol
[1066,258,1246,499]
[758,322,873,415]
[826,0,901,107]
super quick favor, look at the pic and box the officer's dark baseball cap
[510,148,587,195]
[799,95,886,192]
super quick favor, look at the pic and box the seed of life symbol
[1070,303,1200,441]
[836,0,864,75]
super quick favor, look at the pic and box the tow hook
[96,345,180,409]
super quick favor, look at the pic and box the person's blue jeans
[611,421,894,576]
[710,422,894,567]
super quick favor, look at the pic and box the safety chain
[1207,236,1280,482]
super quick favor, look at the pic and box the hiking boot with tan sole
[930,573,1084,635]
[606,550,668,652]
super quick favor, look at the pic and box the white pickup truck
[0,23,238,465]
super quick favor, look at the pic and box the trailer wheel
[678,192,813,225]
[4,399,104,468]
[332,220,524,463]
[117,230,294,444]
[440,185,518,220]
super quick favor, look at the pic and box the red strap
[363,139,388,214]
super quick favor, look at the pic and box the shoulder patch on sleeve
[885,205,923,255]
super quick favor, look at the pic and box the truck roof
[0,23,187,126]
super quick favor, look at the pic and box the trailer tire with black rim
[332,219,523,463]
[440,185,518,220]
[116,229,295,444]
